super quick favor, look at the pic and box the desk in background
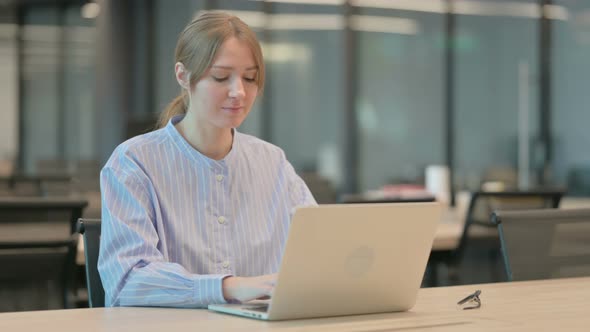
[0,196,88,234]
[0,174,73,197]
[72,196,590,265]
[0,196,89,311]
[433,195,590,252]
[0,277,588,331]
[426,195,590,286]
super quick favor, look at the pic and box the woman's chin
[216,118,246,129]
[221,113,248,128]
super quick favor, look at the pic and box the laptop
[208,202,442,321]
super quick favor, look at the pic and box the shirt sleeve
[98,146,230,308]
[281,152,318,212]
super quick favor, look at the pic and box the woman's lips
[222,106,244,113]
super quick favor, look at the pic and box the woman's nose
[228,78,245,98]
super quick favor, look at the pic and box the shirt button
[216,174,224,182]
[217,216,226,224]
[222,261,230,268]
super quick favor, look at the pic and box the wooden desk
[0,174,72,196]
[0,277,588,331]
[0,222,71,246]
[0,196,88,234]
[432,196,590,252]
[433,207,464,251]
[561,196,590,209]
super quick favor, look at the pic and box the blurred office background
[1,0,590,198]
[1,0,590,311]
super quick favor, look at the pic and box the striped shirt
[99,115,316,308]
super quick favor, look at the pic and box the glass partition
[356,4,445,191]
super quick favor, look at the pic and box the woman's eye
[212,76,229,82]
[243,77,256,83]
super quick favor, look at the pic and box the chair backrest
[76,218,104,308]
[299,172,338,204]
[567,166,590,196]
[492,208,590,281]
[453,190,565,265]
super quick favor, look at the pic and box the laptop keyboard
[245,304,269,312]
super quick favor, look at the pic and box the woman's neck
[176,113,233,161]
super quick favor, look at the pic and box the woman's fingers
[222,274,278,303]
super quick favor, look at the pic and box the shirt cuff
[194,274,232,306]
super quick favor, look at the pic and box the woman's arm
[99,148,230,308]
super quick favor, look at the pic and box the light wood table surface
[1,277,588,331]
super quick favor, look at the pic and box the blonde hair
[157,11,265,128]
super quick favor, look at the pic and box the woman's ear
[174,62,191,90]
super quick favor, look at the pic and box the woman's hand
[222,274,277,303]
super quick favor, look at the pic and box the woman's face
[187,37,259,130]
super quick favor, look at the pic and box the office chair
[567,166,590,196]
[77,218,105,308]
[430,190,564,286]
[299,172,338,204]
[0,197,88,311]
[492,208,590,281]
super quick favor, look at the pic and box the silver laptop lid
[266,202,442,320]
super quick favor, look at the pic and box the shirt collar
[165,114,240,171]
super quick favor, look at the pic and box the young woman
[99,12,316,308]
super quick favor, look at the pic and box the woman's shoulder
[236,131,286,158]
[120,128,168,151]
[106,128,170,167]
